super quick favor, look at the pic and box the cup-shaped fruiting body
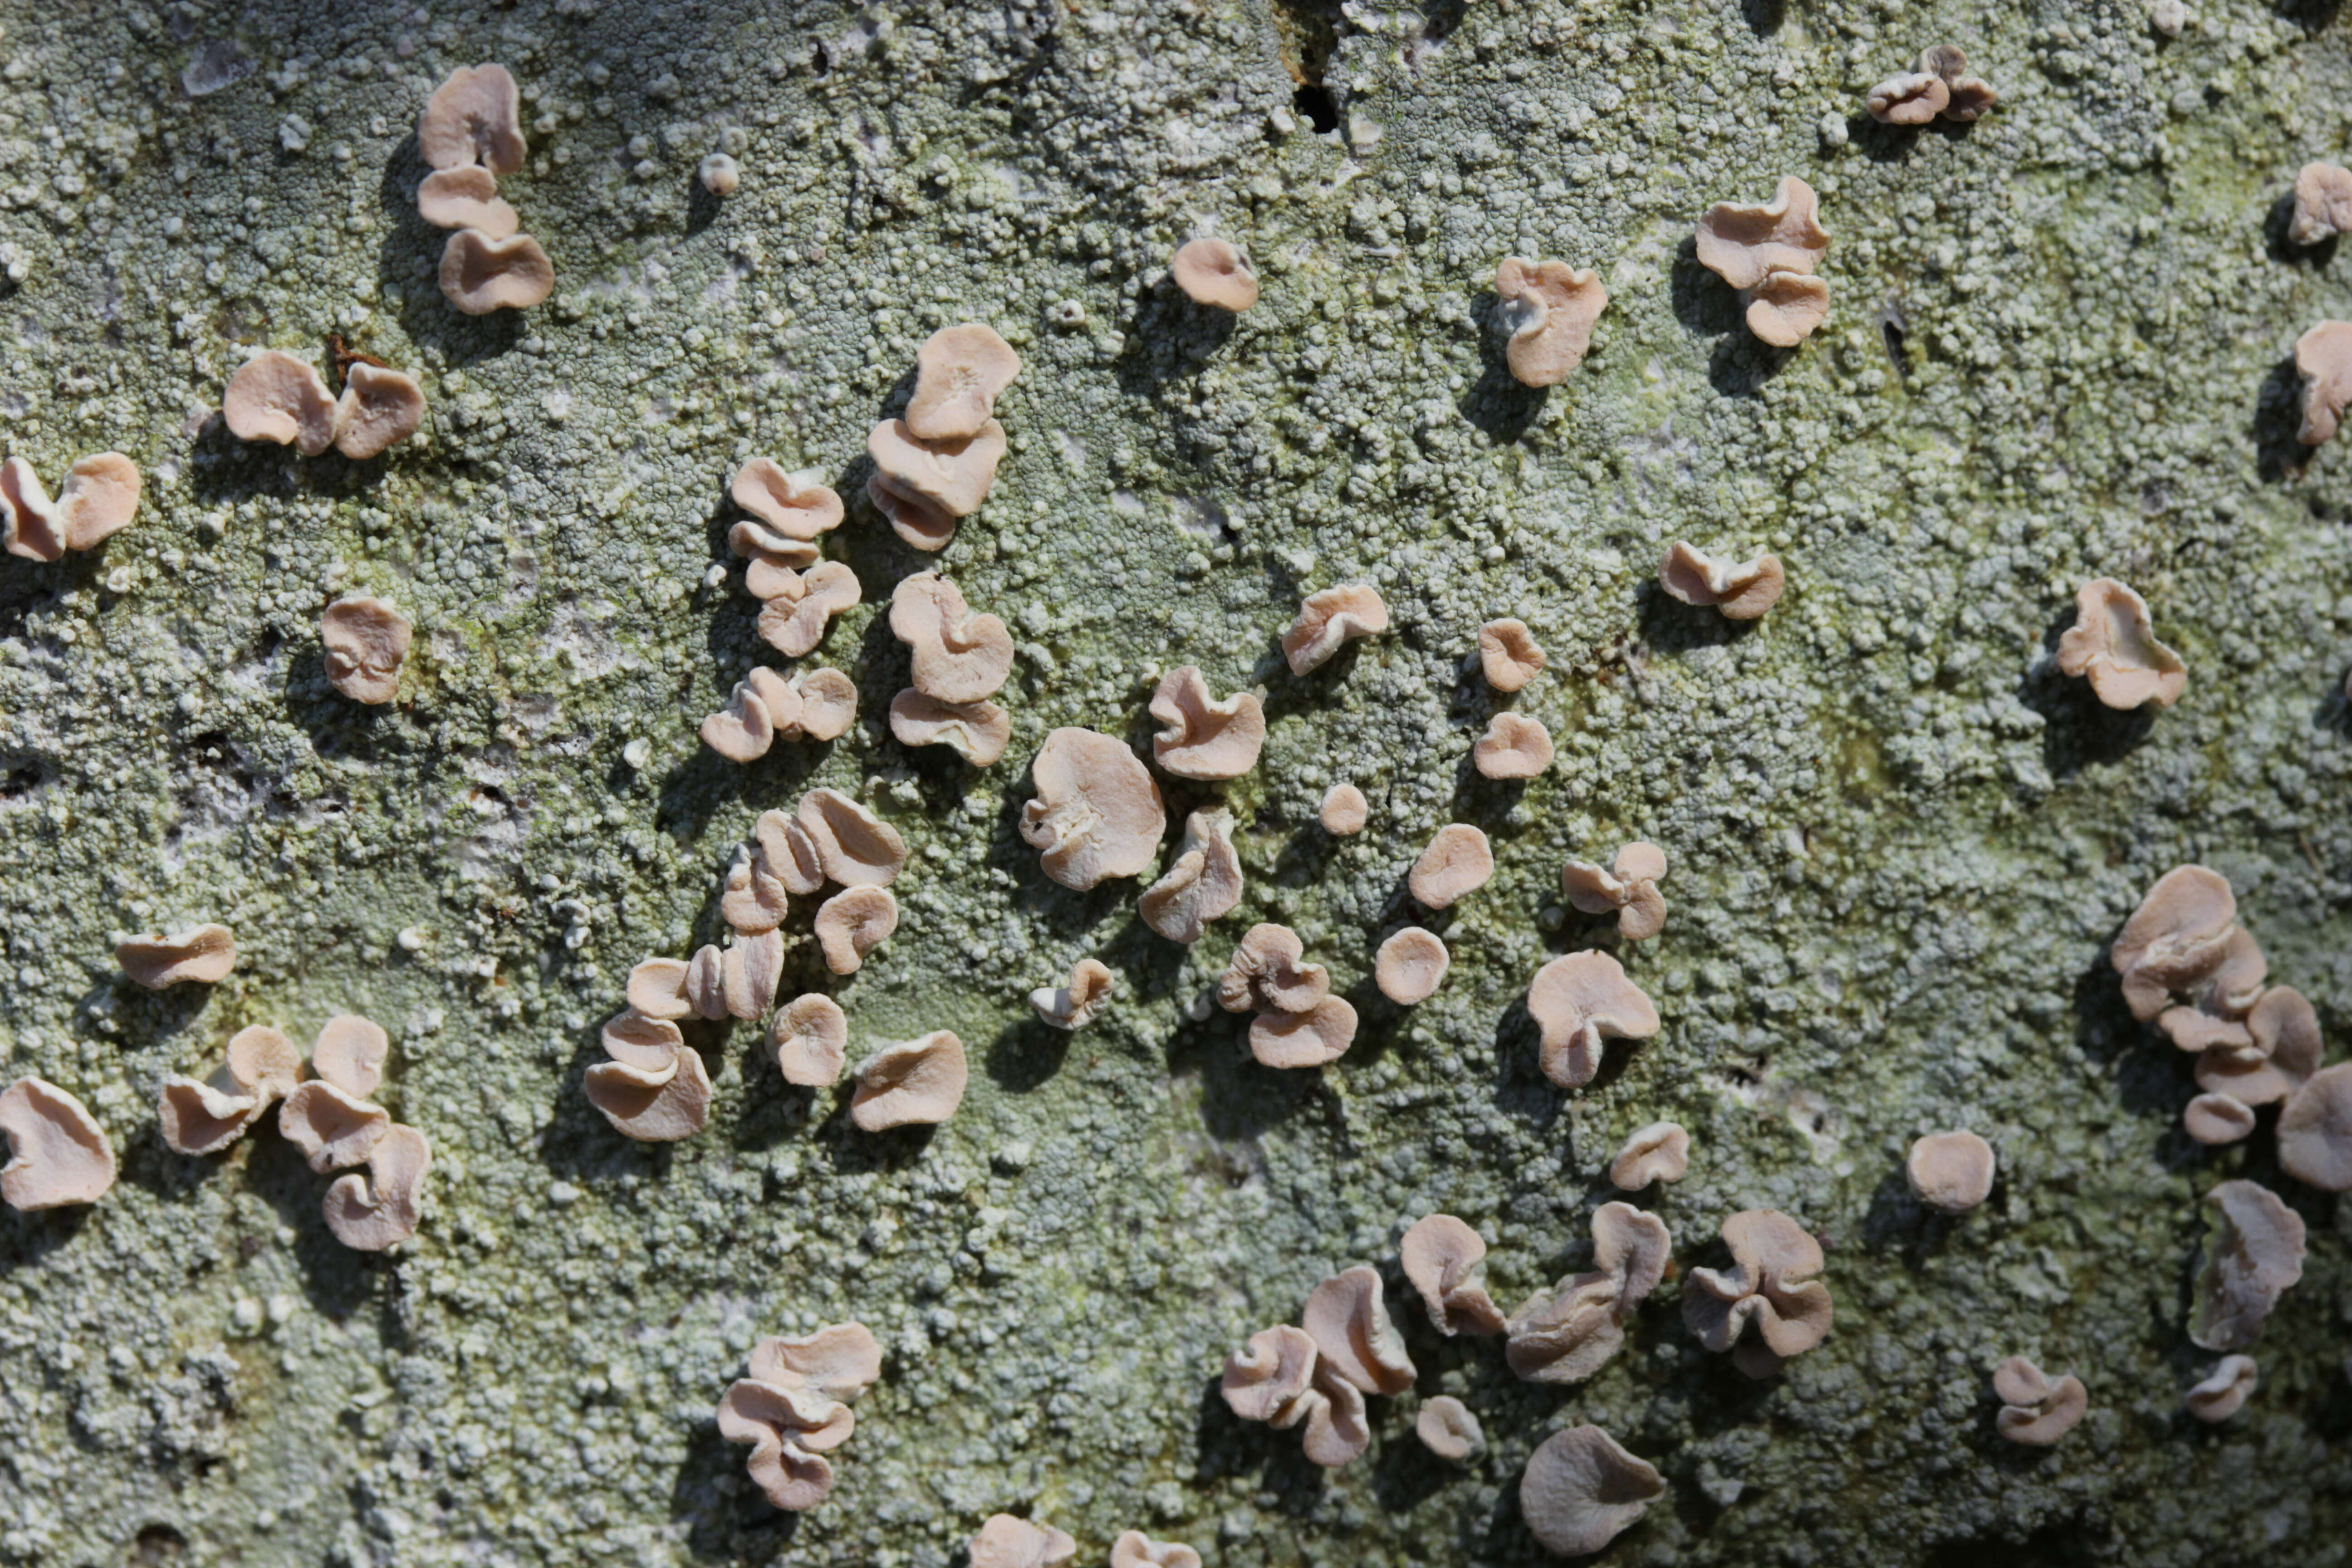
[970,1516,1078,1568]
[2196,986,2323,1107]
[2111,864,2237,1006]
[334,363,428,460]
[2185,1354,2258,1423]
[1304,1265,1417,1396]
[729,1373,858,1447]
[1150,666,1266,780]
[1993,1356,2087,1445]
[889,691,1011,766]
[1519,1425,1667,1558]
[1288,1360,1372,1466]
[586,1013,712,1141]
[1695,176,1831,346]
[757,560,862,660]
[2184,1092,2256,1145]
[1375,927,1450,1004]
[118,922,237,988]
[279,1081,392,1174]
[1111,1531,1202,1568]
[715,856,784,936]
[676,947,731,1022]
[0,459,59,559]
[2111,866,2264,1034]
[157,1075,267,1161]
[906,323,1022,442]
[716,1373,857,1513]
[1681,1209,1833,1377]
[1743,269,1831,348]
[1,452,142,561]
[1505,1202,1671,1384]
[2155,934,2267,1052]
[815,887,898,975]
[224,353,425,461]
[1242,992,1354,1067]
[733,460,846,546]
[601,1009,684,1070]
[850,1032,967,1130]
[418,166,517,238]
[419,64,525,174]
[1919,44,1997,120]
[722,929,786,1019]
[719,1328,882,1514]
[865,472,960,553]
[1250,998,1360,1069]
[1474,713,1553,779]
[320,596,413,705]
[1478,618,1546,691]
[1140,807,1244,945]
[702,680,777,763]
[1609,1121,1690,1188]
[1031,957,1114,1029]
[2294,320,2352,445]
[2292,162,2352,247]
[626,957,696,1022]
[1865,68,1950,124]
[0,1077,116,1210]
[1561,842,1669,942]
[223,351,340,456]
[680,945,730,1022]
[739,1341,872,1424]
[1020,728,1167,890]
[1319,783,1369,835]
[757,666,859,745]
[754,809,827,897]
[1526,951,1661,1088]
[1494,257,1608,387]
[313,1013,390,1098]
[1220,1323,1319,1424]
[771,995,849,1087]
[699,153,740,196]
[1660,542,1785,620]
[1905,1129,1995,1212]
[1171,237,1259,312]
[735,524,818,580]
[323,1122,431,1251]
[1416,1396,1485,1461]
[1400,1214,1504,1336]
[890,573,1013,703]
[1217,924,1330,1015]
[1409,823,1493,909]
[283,1056,393,1172]
[797,788,908,889]
[751,1321,883,1405]
[724,846,809,931]
[1900,1128,1994,1213]
[723,855,789,935]
[2279,1063,2352,1191]
[160,1024,304,1155]
[2056,578,2185,709]
[867,418,1007,519]
[1282,583,1390,675]
[440,229,554,314]
[2190,1179,2306,1351]
[1697,176,1830,289]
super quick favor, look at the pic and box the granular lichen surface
[0,1,2348,1564]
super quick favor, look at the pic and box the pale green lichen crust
[1,1,2349,1565]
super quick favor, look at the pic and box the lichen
[0,1,2349,1565]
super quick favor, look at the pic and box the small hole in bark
[1294,83,1339,133]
